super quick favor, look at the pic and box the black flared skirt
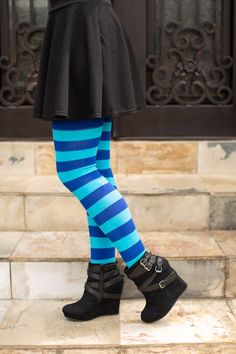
[32,0,146,121]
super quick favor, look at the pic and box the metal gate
[1,0,236,139]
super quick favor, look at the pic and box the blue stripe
[93,198,128,225]
[96,168,113,177]
[53,137,101,151]
[52,119,103,130]
[107,219,136,242]
[81,182,114,209]
[98,208,132,234]
[63,169,99,191]
[87,190,121,217]
[56,156,96,172]
[101,131,111,140]
[91,247,116,260]
[88,225,106,237]
[96,150,110,159]
[120,239,145,262]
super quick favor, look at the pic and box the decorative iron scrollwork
[147,17,233,106]
[0,19,45,106]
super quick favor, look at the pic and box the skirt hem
[32,103,146,121]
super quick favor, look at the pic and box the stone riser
[0,258,227,300]
[1,230,235,300]
[1,192,236,231]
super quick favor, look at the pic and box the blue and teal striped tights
[52,116,146,268]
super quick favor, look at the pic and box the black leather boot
[124,250,188,323]
[62,260,124,321]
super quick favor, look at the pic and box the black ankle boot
[124,250,188,323]
[62,260,124,321]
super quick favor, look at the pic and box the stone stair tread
[0,230,232,262]
[1,174,236,195]
[0,298,236,351]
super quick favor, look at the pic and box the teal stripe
[96,160,110,169]
[114,230,141,252]
[87,214,97,226]
[52,126,103,141]
[55,147,98,162]
[106,177,117,187]
[57,165,96,182]
[97,141,110,150]
[90,236,114,248]
[100,208,131,233]
[88,190,122,215]
[90,257,116,264]
[74,176,108,199]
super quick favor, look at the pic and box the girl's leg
[52,118,146,268]
[86,116,117,264]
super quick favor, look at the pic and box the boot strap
[85,268,124,300]
[128,254,164,279]
[138,269,177,292]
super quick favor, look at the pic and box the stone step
[0,298,236,353]
[1,230,235,300]
[1,140,236,176]
[1,174,236,231]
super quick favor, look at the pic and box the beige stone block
[210,196,236,229]
[125,194,209,231]
[0,300,120,346]
[201,175,236,193]
[116,173,207,194]
[116,141,197,174]
[225,259,236,297]
[35,142,57,175]
[0,196,25,231]
[11,262,88,299]
[198,141,236,175]
[0,176,27,194]
[0,142,34,176]
[25,195,87,231]
[0,263,11,299]
[0,232,23,259]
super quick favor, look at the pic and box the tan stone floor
[0,298,236,353]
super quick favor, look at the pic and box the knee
[56,163,98,192]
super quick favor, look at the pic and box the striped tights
[51,116,146,268]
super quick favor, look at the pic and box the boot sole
[62,298,121,321]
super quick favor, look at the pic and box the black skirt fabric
[32,0,146,121]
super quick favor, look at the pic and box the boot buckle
[159,279,167,289]
[155,265,162,273]
[140,258,152,271]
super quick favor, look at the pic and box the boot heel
[98,298,121,316]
